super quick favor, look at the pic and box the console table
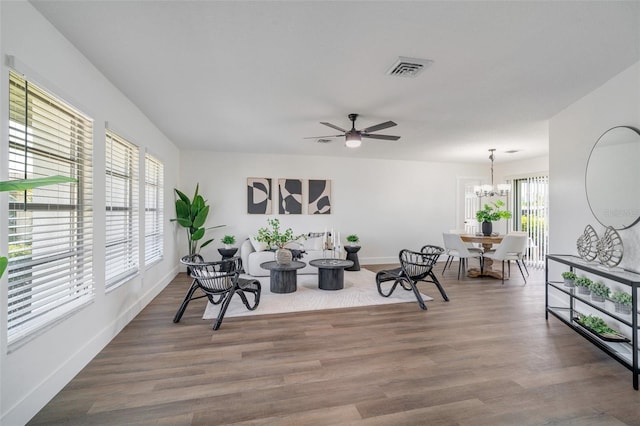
[546,254,639,389]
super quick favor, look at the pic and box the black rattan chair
[375,246,448,310]
[173,255,261,330]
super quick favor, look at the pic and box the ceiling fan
[306,113,400,148]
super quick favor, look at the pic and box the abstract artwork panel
[308,179,331,214]
[247,177,272,214]
[278,178,303,214]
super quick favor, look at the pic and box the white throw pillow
[304,236,323,251]
[249,235,268,252]
[284,241,304,250]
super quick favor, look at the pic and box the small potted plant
[574,276,592,296]
[611,290,633,315]
[221,235,236,249]
[346,234,360,246]
[590,280,610,303]
[561,271,576,288]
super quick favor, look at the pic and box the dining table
[459,234,504,279]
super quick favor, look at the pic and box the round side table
[344,245,361,271]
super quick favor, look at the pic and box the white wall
[0,2,181,424]
[179,151,542,263]
[500,155,549,180]
[549,61,640,266]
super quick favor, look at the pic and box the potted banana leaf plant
[0,176,76,279]
[171,183,224,258]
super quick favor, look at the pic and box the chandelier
[474,149,511,197]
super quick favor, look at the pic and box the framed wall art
[278,178,303,214]
[247,177,272,214]
[308,179,331,214]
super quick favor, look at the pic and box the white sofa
[239,234,326,277]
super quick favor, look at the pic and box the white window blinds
[7,71,94,345]
[145,154,164,265]
[105,130,139,289]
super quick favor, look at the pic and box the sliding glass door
[513,175,549,268]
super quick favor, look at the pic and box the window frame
[7,70,94,346]
[105,129,139,290]
[144,153,164,266]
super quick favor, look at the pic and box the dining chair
[174,255,261,330]
[441,232,483,279]
[449,229,480,250]
[482,233,528,284]
[507,231,531,276]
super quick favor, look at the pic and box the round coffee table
[260,261,306,294]
[309,258,354,290]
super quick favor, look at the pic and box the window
[105,130,139,289]
[7,71,94,345]
[144,154,164,265]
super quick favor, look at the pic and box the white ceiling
[30,0,640,164]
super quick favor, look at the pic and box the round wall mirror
[585,126,640,230]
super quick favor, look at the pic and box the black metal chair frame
[173,255,261,330]
[375,245,449,310]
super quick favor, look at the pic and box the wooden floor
[30,263,640,425]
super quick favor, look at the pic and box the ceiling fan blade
[303,134,342,139]
[320,122,347,133]
[362,133,401,141]
[361,121,397,133]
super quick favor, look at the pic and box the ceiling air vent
[386,56,434,78]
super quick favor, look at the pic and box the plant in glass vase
[475,200,512,236]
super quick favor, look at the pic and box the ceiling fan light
[345,134,361,148]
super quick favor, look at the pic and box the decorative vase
[563,278,575,288]
[275,248,293,265]
[591,294,605,303]
[481,221,492,236]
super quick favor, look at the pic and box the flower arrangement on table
[475,200,512,236]
[475,200,512,223]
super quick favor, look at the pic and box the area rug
[203,268,433,319]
